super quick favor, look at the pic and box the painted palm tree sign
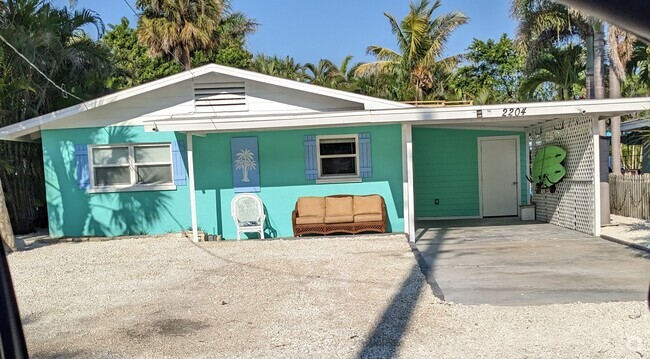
[531,145,567,194]
[231,137,260,192]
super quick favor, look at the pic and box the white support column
[187,132,199,243]
[525,131,532,204]
[402,124,416,242]
[592,118,601,237]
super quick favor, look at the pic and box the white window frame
[88,143,176,193]
[315,134,362,184]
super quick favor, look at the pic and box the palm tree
[356,0,468,101]
[252,54,304,81]
[136,0,225,70]
[629,41,650,91]
[303,59,337,87]
[510,0,608,100]
[608,26,636,174]
[519,45,585,101]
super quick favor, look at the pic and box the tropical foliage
[135,0,224,70]
[0,0,112,233]
[519,45,585,101]
[356,0,468,101]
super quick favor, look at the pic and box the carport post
[187,132,199,243]
[402,124,416,242]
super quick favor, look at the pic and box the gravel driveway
[7,235,650,358]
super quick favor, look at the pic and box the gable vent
[194,81,248,113]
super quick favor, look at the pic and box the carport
[414,218,650,305]
[400,97,650,240]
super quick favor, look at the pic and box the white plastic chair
[230,193,265,240]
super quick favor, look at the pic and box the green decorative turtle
[531,145,567,194]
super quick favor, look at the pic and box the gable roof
[0,63,412,142]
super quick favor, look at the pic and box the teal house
[1,64,648,240]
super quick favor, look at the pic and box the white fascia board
[471,97,650,119]
[146,97,650,133]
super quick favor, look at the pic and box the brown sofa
[291,195,387,237]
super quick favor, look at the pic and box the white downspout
[187,132,199,242]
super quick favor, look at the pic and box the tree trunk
[585,31,595,99]
[182,47,192,71]
[0,177,16,252]
[610,66,622,175]
[592,20,607,136]
[593,21,606,100]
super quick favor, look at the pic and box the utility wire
[0,33,85,102]
[122,0,138,16]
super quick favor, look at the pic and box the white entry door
[479,137,519,217]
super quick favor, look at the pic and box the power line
[123,0,138,16]
[0,33,85,102]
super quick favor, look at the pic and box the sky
[54,0,517,65]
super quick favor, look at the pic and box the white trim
[88,184,176,194]
[315,134,360,180]
[416,216,482,221]
[477,135,521,218]
[141,97,650,135]
[592,118,601,236]
[315,177,362,184]
[187,133,198,243]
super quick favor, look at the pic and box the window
[317,135,359,179]
[89,144,174,192]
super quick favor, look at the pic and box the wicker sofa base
[291,194,387,237]
[293,221,385,237]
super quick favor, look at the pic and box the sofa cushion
[297,197,325,217]
[324,215,354,224]
[295,216,324,225]
[325,196,353,217]
[354,214,382,223]
[353,195,382,215]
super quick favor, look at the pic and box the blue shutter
[359,132,372,178]
[304,135,318,180]
[74,144,90,190]
[172,140,187,186]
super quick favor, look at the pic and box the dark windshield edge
[0,247,29,359]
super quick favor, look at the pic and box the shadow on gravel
[32,349,87,359]
[356,225,446,359]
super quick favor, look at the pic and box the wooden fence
[610,174,650,220]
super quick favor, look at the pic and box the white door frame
[477,135,521,217]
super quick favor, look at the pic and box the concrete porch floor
[415,218,650,305]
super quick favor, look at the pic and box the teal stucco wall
[192,124,404,239]
[42,124,404,239]
[42,126,192,238]
[412,128,527,218]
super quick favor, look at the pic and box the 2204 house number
[502,108,527,116]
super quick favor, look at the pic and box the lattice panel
[529,116,596,235]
